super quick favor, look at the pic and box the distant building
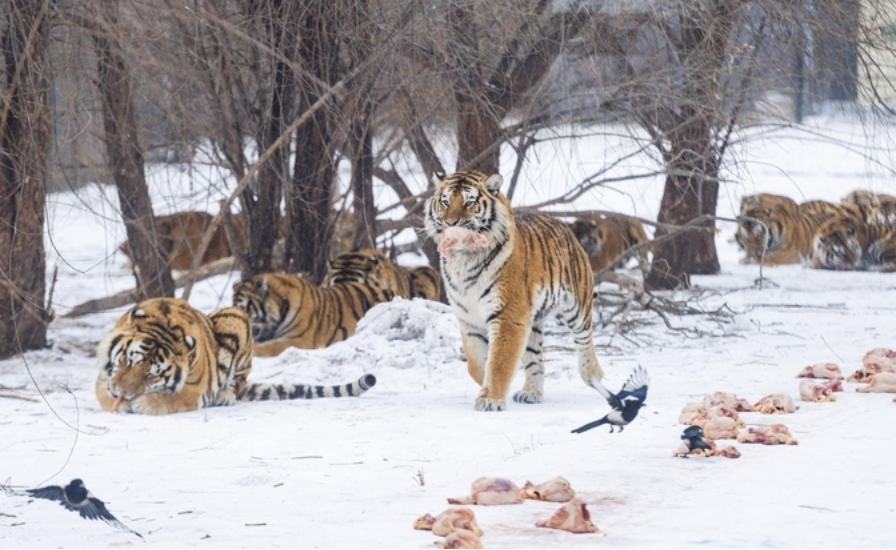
[859,0,896,107]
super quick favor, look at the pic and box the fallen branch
[62,257,238,318]
[0,393,40,403]
[594,271,735,336]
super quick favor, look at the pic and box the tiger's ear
[485,174,503,196]
[184,335,196,350]
[431,171,446,187]
[130,307,146,321]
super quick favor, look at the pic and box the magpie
[680,424,713,456]
[572,365,650,434]
[26,479,142,538]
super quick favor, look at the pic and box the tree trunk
[237,0,297,279]
[0,0,51,359]
[349,93,376,250]
[815,0,860,101]
[346,0,377,250]
[94,0,174,299]
[283,1,339,282]
[399,88,445,179]
[240,57,289,278]
[454,98,502,175]
[645,168,720,290]
[643,4,732,290]
[446,4,585,176]
[447,2,503,175]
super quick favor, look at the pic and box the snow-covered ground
[3,117,896,548]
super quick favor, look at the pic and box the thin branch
[63,257,238,318]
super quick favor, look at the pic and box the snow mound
[266,298,463,380]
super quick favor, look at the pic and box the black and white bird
[26,479,142,538]
[679,425,713,456]
[572,365,650,434]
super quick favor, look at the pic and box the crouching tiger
[424,171,605,411]
[812,206,896,272]
[323,248,441,301]
[232,273,395,356]
[96,298,375,415]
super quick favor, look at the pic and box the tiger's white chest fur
[442,250,509,328]
[438,220,518,329]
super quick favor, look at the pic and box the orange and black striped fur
[568,214,650,274]
[736,194,798,264]
[232,273,394,356]
[812,205,896,271]
[838,191,896,226]
[424,171,604,411]
[323,248,441,301]
[95,298,375,415]
[119,211,248,271]
[841,189,896,209]
[736,194,846,265]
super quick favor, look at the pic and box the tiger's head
[735,202,792,260]
[233,274,297,343]
[569,217,607,259]
[812,215,866,270]
[324,249,404,298]
[423,171,512,249]
[97,299,205,404]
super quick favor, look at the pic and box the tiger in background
[839,190,896,226]
[736,193,845,265]
[119,211,248,271]
[122,208,354,273]
[95,298,376,415]
[739,193,798,213]
[841,189,896,209]
[323,248,441,301]
[232,273,395,356]
[424,171,605,412]
[568,214,650,275]
[812,207,896,272]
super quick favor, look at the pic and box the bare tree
[282,1,342,281]
[89,0,175,299]
[442,0,587,174]
[0,0,52,359]
[569,2,779,289]
[637,2,737,289]
[346,0,378,250]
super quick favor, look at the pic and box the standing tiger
[232,273,395,356]
[568,214,650,274]
[323,248,441,301]
[95,298,376,415]
[424,171,605,412]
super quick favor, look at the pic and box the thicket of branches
[2,0,895,358]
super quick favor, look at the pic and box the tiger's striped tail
[240,374,376,401]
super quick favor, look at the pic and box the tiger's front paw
[512,390,543,404]
[215,389,237,407]
[475,396,507,411]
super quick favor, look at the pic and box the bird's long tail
[571,416,609,434]
[240,374,376,401]
[587,376,621,409]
